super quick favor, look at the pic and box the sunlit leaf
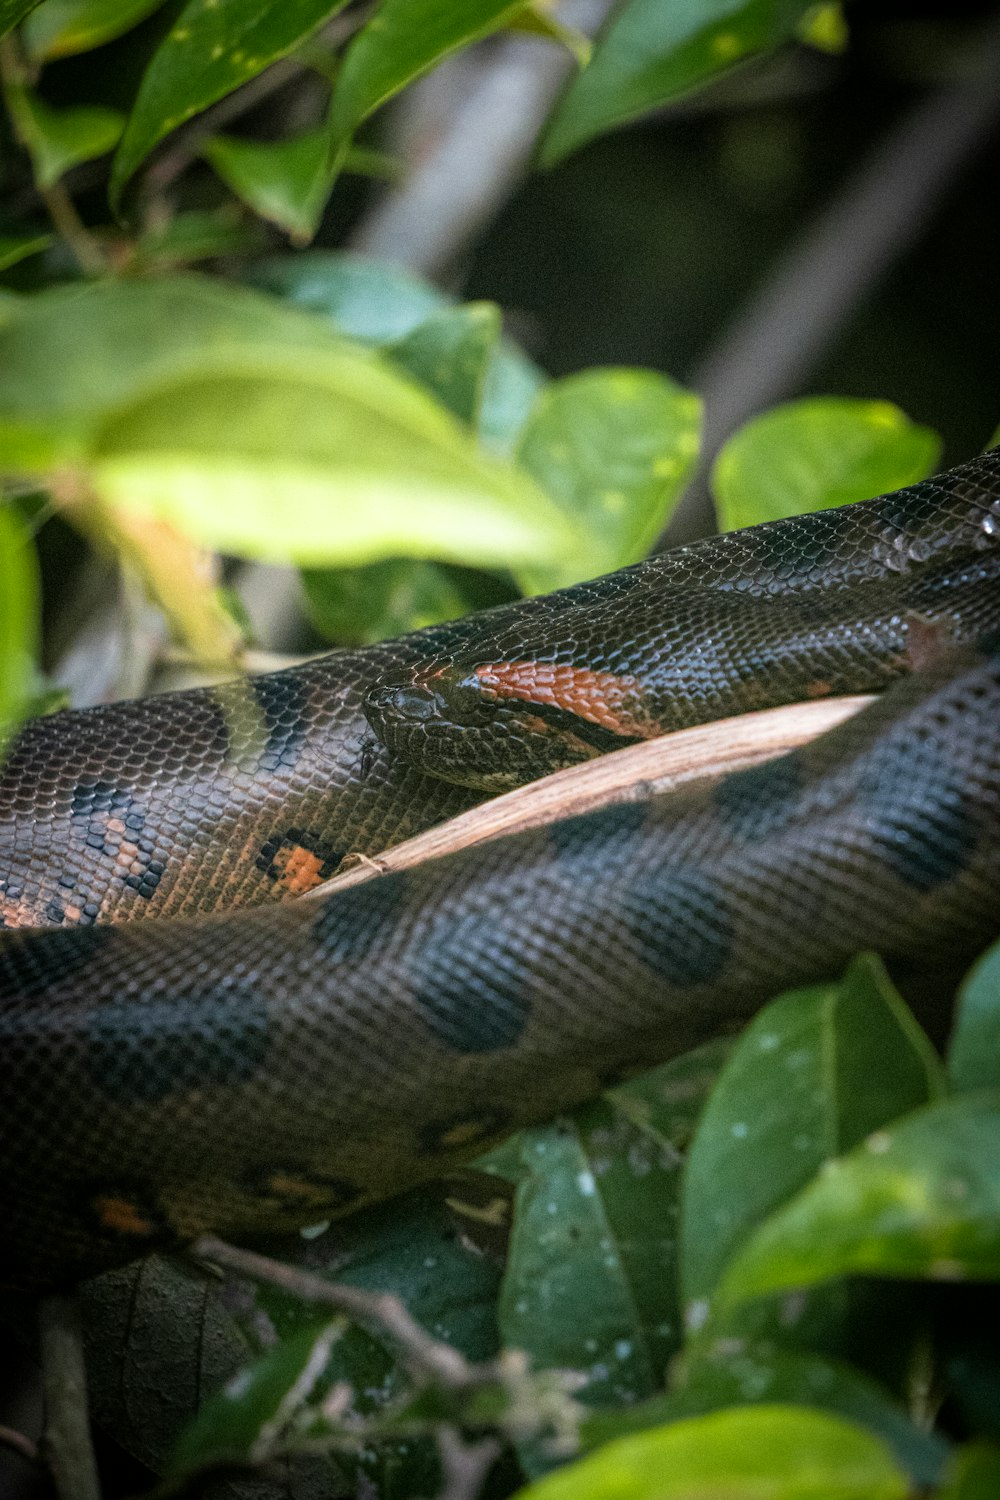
[203,127,333,244]
[516,1404,908,1500]
[948,941,1000,1095]
[515,367,701,591]
[717,1094,1000,1309]
[22,0,164,59]
[711,397,941,530]
[111,0,351,205]
[0,503,39,740]
[541,0,817,167]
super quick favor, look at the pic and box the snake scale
[1,450,1000,1290]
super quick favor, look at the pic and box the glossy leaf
[711,397,941,530]
[390,303,501,425]
[111,0,350,205]
[203,128,333,244]
[8,82,123,187]
[0,0,43,39]
[88,349,573,567]
[498,1098,687,1415]
[516,1404,908,1500]
[717,1093,1000,1308]
[167,1321,342,1477]
[948,940,1000,1094]
[680,954,943,1309]
[515,367,702,591]
[541,0,816,167]
[0,503,39,740]
[582,1347,946,1488]
[22,0,164,59]
[0,232,52,271]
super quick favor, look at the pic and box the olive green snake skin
[1,451,999,1290]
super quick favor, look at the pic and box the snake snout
[365,682,441,723]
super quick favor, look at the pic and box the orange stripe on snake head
[473,661,657,738]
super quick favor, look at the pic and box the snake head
[363,660,626,793]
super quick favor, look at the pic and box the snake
[1,450,999,1291]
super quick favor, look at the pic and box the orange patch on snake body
[271,844,326,895]
[93,1194,156,1237]
[473,662,656,738]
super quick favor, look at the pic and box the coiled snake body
[2,452,1000,1289]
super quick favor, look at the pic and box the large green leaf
[948,941,1000,1095]
[515,367,702,592]
[516,1405,908,1500]
[22,0,165,59]
[582,1347,947,1488]
[88,350,572,566]
[0,503,39,740]
[0,0,43,39]
[717,1094,1000,1308]
[111,0,350,205]
[541,0,816,166]
[680,955,943,1311]
[326,0,530,162]
[711,397,941,531]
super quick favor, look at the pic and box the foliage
[2,3,1000,1500]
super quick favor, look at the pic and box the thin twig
[192,1236,480,1390]
[37,1296,101,1500]
[0,1425,40,1466]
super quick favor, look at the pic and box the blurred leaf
[582,1347,947,1488]
[203,127,332,244]
[7,81,123,187]
[948,941,1000,1095]
[797,1,847,52]
[301,557,468,645]
[390,303,501,425]
[0,502,39,739]
[937,1443,1000,1499]
[514,367,701,591]
[711,398,941,531]
[0,0,43,39]
[327,0,528,163]
[541,0,816,167]
[498,1098,686,1421]
[511,3,592,64]
[681,954,943,1311]
[168,1321,342,1478]
[22,0,164,59]
[87,350,574,567]
[0,232,52,271]
[516,1404,908,1499]
[717,1093,1000,1309]
[131,208,261,269]
[111,0,351,206]
[248,251,448,342]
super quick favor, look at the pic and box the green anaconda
[1,450,999,1289]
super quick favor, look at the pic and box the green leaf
[0,232,52,272]
[541,0,817,167]
[515,367,702,592]
[510,3,592,65]
[22,0,164,60]
[88,349,574,567]
[582,1348,947,1488]
[516,1404,909,1500]
[681,954,944,1310]
[203,127,332,244]
[131,209,260,269]
[710,397,942,531]
[301,557,468,645]
[327,0,528,159]
[498,1098,687,1417]
[111,0,351,206]
[8,82,123,188]
[717,1093,1000,1308]
[248,251,448,342]
[937,1443,1000,1500]
[0,503,39,740]
[167,1320,342,1478]
[0,0,43,40]
[389,303,501,426]
[949,941,1000,1095]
